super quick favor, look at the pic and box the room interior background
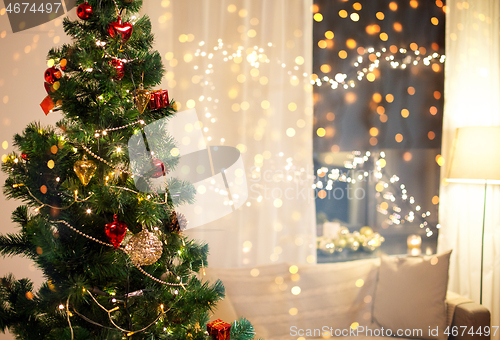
[0,0,499,339]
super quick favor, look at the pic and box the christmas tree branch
[231,318,258,340]
[0,233,35,259]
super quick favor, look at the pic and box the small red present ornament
[207,319,231,340]
[147,89,169,110]
[40,96,55,115]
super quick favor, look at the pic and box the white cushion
[207,259,380,339]
[373,251,452,340]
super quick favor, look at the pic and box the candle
[407,234,422,249]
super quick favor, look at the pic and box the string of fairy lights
[190,38,445,93]
[58,286,177,337]
[177,29,443,236]
[312,47,445,89]
[314,150,437,236]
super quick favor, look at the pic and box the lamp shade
[446,126,500,184]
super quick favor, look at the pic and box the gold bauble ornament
[362,240,378,252]
[359,226,373,237]
[133,87,151,114]
[73,156,97,186]
[334,237,347,252]
[346,236,360,251]
[124,229,163,266]
[362,233,384,252]
[318,238,335,254]
[338,226,349,236]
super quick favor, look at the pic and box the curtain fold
[438,0,500,336]
[142,0,316,267]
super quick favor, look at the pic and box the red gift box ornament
[109,59,125,80]
[207,319,231,340]
[40,96,55,115]
[147,89,169,110]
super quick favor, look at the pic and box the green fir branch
[0,233,34,259]
[231,317,257,340]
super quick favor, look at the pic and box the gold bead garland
[80,144,163,198]
[54,219,185,287]
[56,220,114,248]
[95,119,145,135]
[81,144,136,178]
[132,262,185,288]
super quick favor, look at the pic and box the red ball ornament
[105,214,128,249]
[76,2,93,20]
[108,17,133,42]
[21,152,28,160]
[150,158,166,178]
[109,59,124,80]
[44,67,62,84]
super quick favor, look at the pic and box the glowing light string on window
[314,150,437,236]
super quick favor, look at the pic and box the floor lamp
[445,126,500,304]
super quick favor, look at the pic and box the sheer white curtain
[438,0,500,335]
[142,0,316,267]
[0,2,314,339]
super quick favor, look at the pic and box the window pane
[313,0,445,261]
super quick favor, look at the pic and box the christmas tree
[0,1,255,339]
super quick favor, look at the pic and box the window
[313,0,445,261]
